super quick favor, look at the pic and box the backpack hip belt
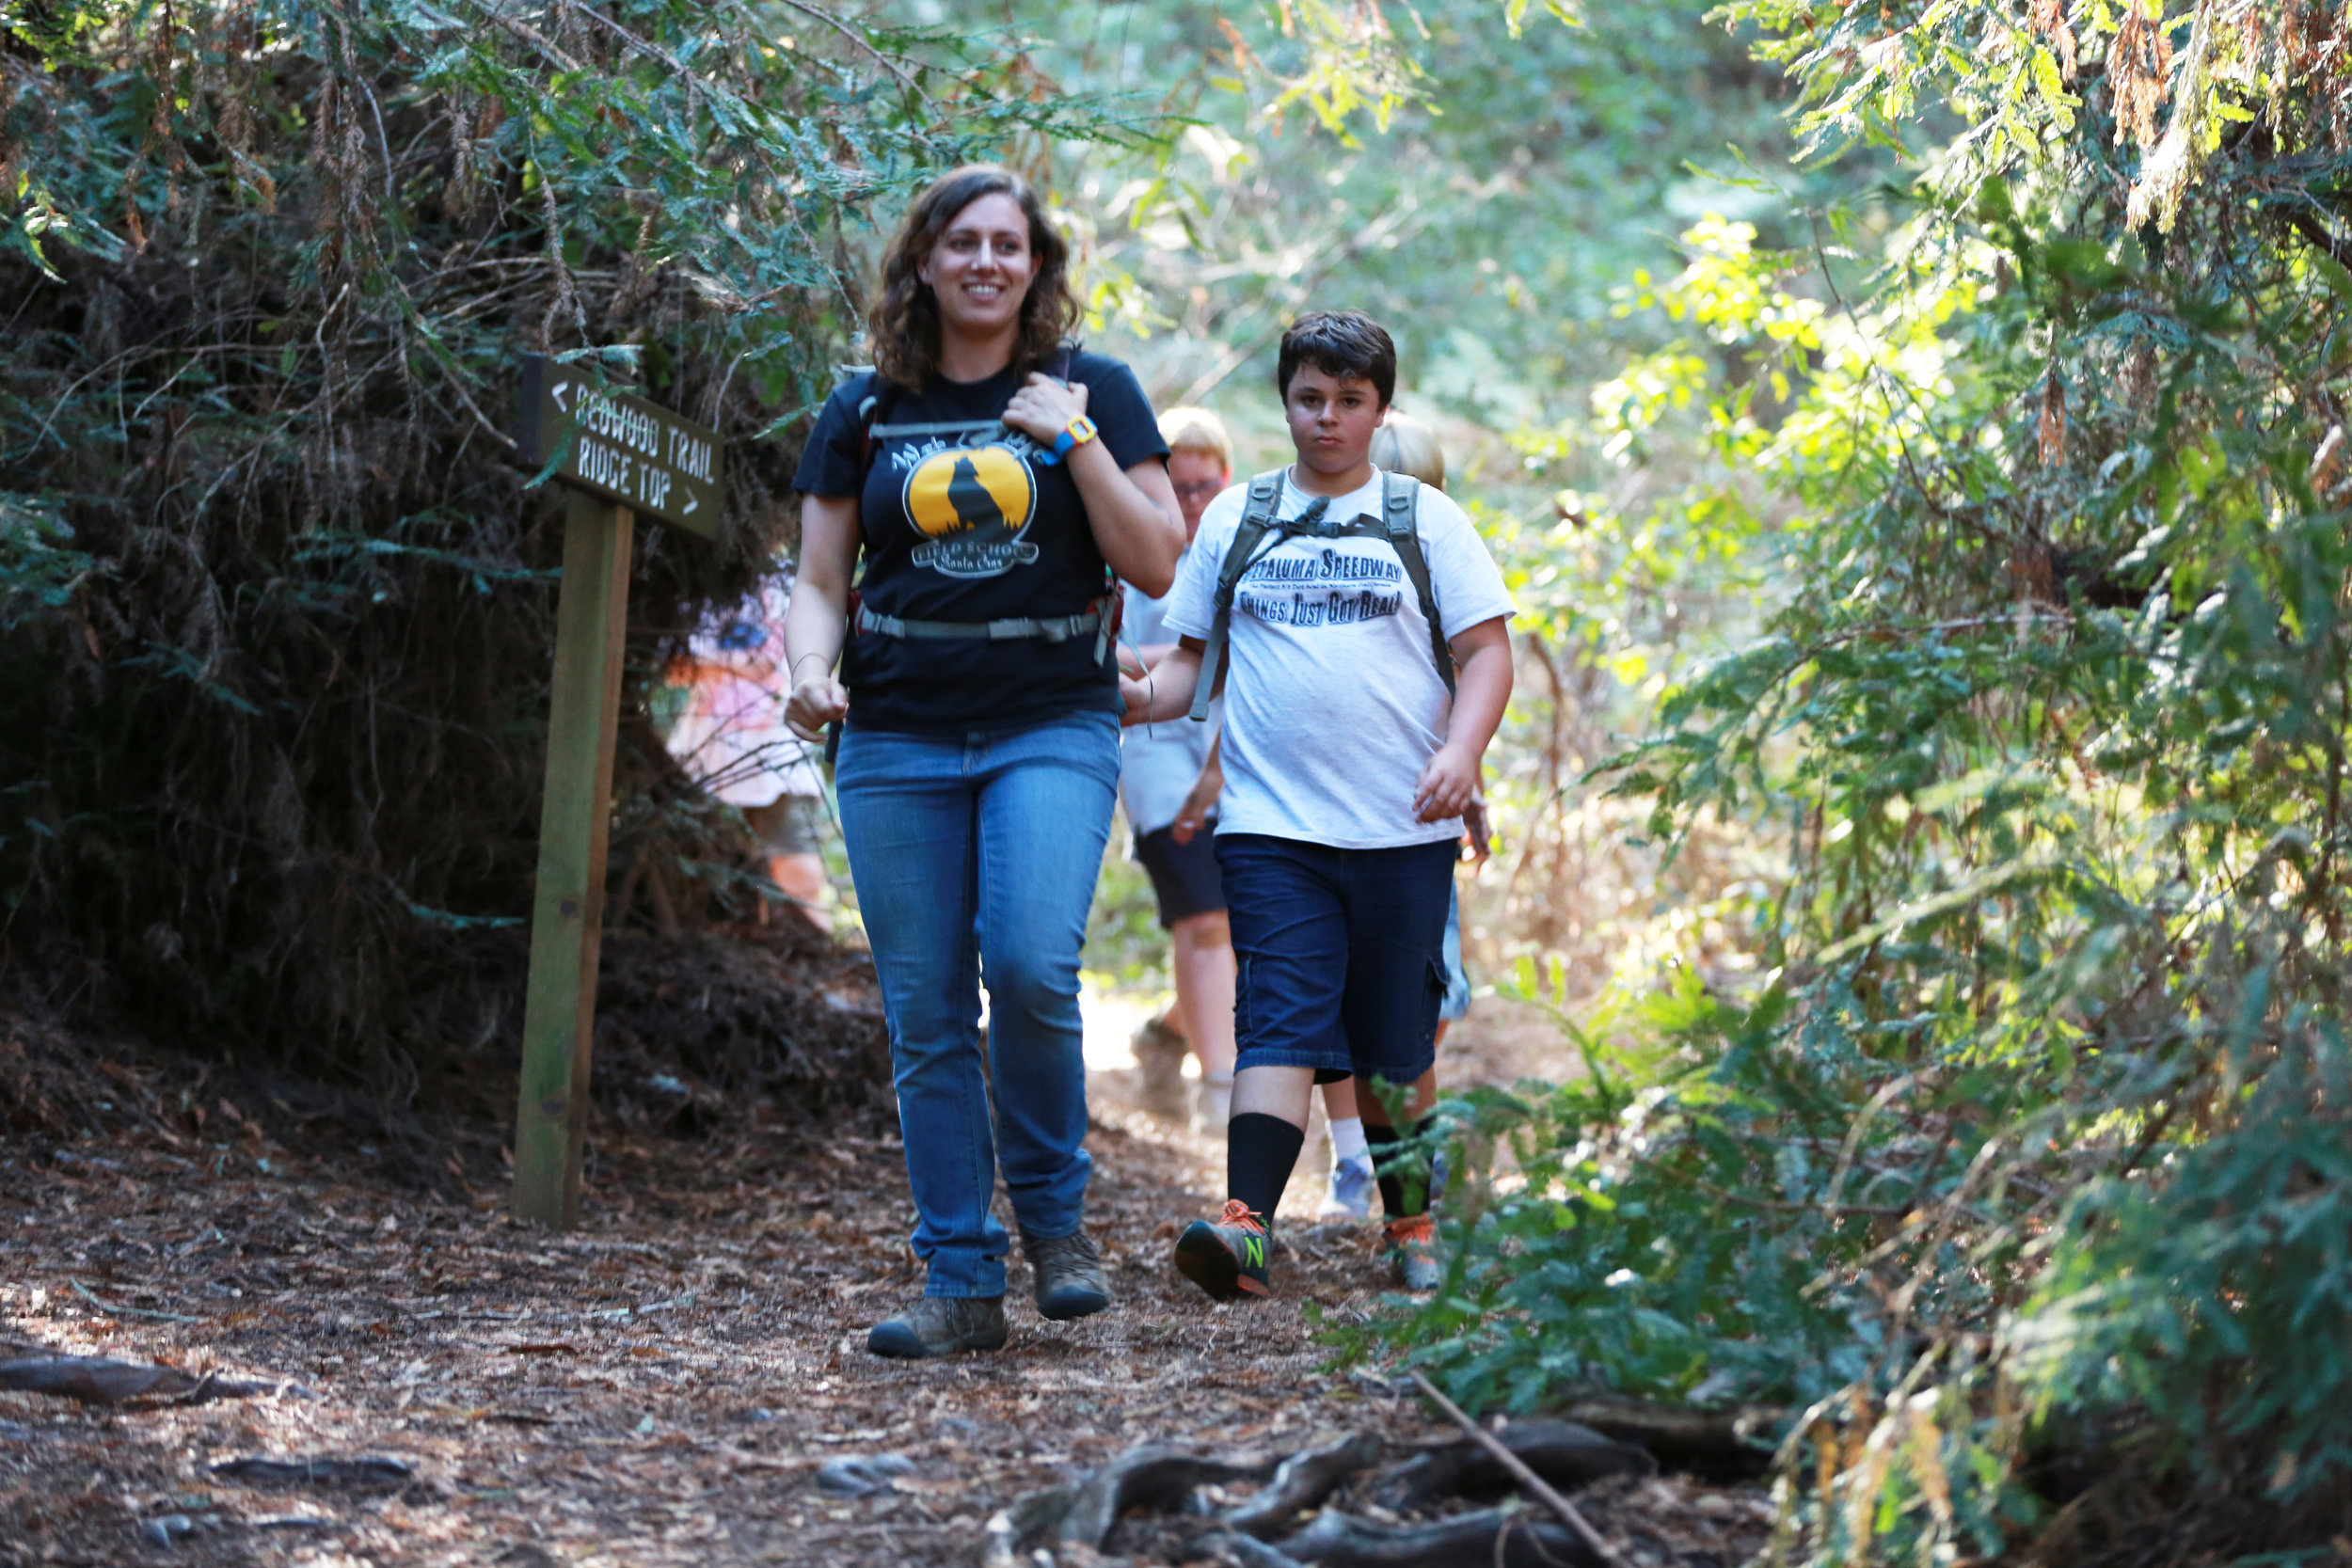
[1189,468,1455,722]
[852,597,1117,663]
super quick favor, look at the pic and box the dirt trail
[0,1002,1764,1567]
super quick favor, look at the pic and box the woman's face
[917,192,1041,345]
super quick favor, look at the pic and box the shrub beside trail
[0,1,1118,1093]
[1355,3,2352,1561]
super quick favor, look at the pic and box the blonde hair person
[1369,410,1444,491]
[1157,405,1234,472]
[1122,404,1243,1134]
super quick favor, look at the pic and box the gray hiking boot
[866,1295,1008,1359]
[1021,1225,1111,1322]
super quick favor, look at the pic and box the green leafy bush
[1358,1,2352,1560]
[0,0,1127,1083]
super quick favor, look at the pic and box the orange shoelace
[1219,1198,1267,1233]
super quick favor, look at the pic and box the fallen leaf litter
[1,1003,1773,1566]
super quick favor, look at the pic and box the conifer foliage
[0,0,1104,1083]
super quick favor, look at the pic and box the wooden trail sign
[510,362,722,1228]
[516,355,724,540]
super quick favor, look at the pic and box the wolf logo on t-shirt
[900,441,1040,578]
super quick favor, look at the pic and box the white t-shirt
[1161,468,1515,849]
[1118,577,1216,837]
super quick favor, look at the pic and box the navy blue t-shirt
[793,349,1167,735]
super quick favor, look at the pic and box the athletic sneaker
[1316,1154,1376,1220]
[1021,1225,1110,1322]
[866,1295,1008,1359]
[1172,1199,1272,1301]
[1383,1213,1442,1292]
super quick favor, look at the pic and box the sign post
[510,357,724,1227]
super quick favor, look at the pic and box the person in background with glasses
[1118,409,1243,1132]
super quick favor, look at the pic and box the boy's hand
[1118,673,1154,724]
[1003,373,1089,447]
[784,675,849,742]
[1412,744,1482,824]
[1170,762,1223,844]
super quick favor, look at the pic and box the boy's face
[1167,450,1231,537]
[1282,365,1387,479]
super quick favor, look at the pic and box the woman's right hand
[785,675,849,742]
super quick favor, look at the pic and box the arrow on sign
[515,355,721,542]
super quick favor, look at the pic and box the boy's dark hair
[1276,310,1396,407]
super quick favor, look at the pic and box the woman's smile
[919,193,1038,339]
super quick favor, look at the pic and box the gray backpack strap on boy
[1189,470,1287,721]
[1379,470,1456,701]
[1188,469,1454,722]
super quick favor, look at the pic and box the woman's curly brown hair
[868,165,1079,389]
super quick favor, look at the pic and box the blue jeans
[1216,833,1456,1084]
[834,711,1120,1299]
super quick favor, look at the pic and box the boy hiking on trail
[1119,310,1516,1298]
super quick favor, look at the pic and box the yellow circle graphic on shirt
[902,443,1035,539]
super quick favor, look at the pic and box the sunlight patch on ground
[1077,976,1168,1072]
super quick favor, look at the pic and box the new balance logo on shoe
[1172,1199,1273,1301]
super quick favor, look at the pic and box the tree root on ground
[0,1355,284,1406]
[990,1443,1276,1558]
[1558,1398,1780,1481]
[1369,1418,1653,1513]
[987,1418,1660,1567]
[1270,1506,1597,1566]
[211,1455,414,1487]
[1226,1431,1386,1536]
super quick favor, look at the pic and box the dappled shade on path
[1,1006,1766,1566]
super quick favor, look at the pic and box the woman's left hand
[1002,372,1089,446]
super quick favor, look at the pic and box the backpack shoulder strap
[1381,472,1455,695]
[854,372,905,484]
[1189,469,1286,721]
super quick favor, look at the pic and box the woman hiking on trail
[782,166,1185,1359]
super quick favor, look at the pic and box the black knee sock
[1365,1115,1438,1219]
[1227,1113,1306,1225]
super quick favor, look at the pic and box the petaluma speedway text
[1238,546,1404,587]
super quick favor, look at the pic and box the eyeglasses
[1172,481,1225,500]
